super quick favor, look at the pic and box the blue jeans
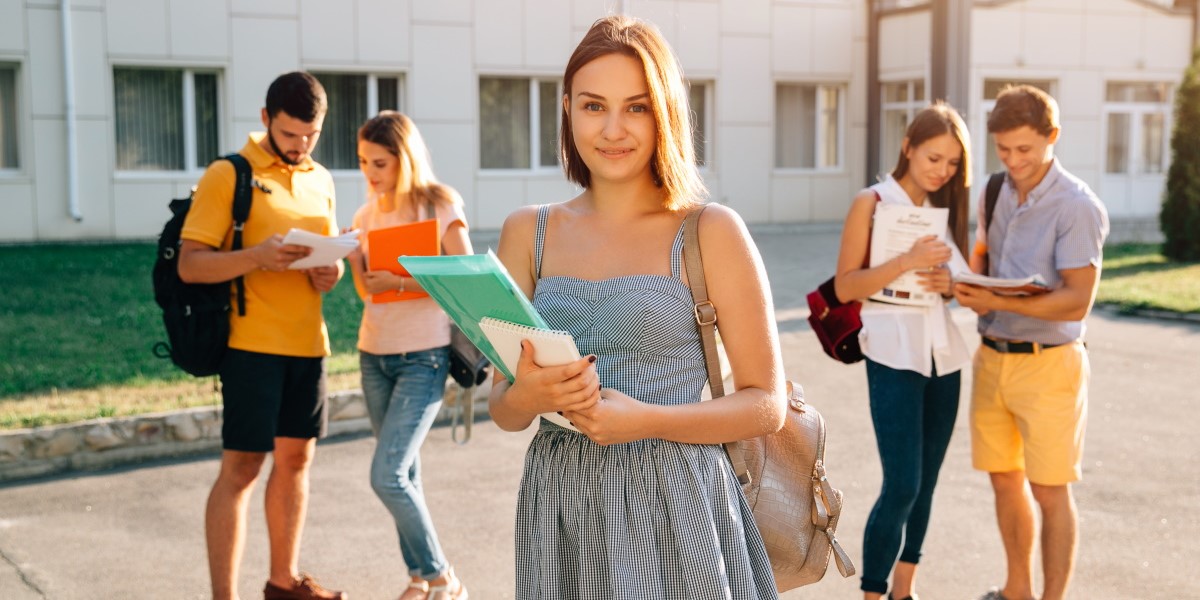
[860,359,960,595]
[360,347,451,579]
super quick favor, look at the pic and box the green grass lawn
[1096,243,1200,315]
[0,242,364,428]
[1,240,1195,429]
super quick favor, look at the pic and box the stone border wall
[0,385,488,483]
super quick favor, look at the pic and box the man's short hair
[987,84,1059,137]
[265,72,327,122]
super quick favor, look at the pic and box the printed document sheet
[869,204,948,307]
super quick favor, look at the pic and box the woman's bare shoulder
[852,187,879,205]
[499,205,544,242]
[694,203,751,249]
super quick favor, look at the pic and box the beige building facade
[0,0,1191,241]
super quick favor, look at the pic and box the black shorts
[218,348,328,452]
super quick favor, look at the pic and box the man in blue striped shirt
[954,85,1109,600]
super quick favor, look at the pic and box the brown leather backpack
[682,207,855,592]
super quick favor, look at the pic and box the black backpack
[151,154,253,376]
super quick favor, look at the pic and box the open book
[479,317,581,431]
[282,228,360,269]
[954,272,1050,296]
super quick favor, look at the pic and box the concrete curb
[0,385,489,484]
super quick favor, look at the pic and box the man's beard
[267,127,302,166]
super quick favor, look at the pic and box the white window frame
[0,61,21,175]
[1101,81,1173,176]
[112,66,223,176]
[774,82,846,172]
[308,71,406,173]
[879,78,926,173]
[528,78,562,173]
[478,76,563,174]
[688,80,713,170]
[365,73,405,116]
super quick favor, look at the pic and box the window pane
[311,73,366,170]
[881,108,908,174]
[193,73,219,168]
[820,86,840,168]
[776,84,815,168]
[983,79,1054,99]
[114,68,184,170]
[913,80,925,102]
[879,0,931,9]
[882,82,908,104]
[0,66,17,169]
[1143,112,1165,173]
[1105,83,1132,102]
[689,82,707,166]
[538,80,559,167]
[1106,82,1170,103]
[377,77,399,112]
[480,77,530,169]
[1106,112,1130,174]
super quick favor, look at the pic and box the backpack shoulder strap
[864,189,881,269]
[223,153,253,316]
[224,153,253,231]
[682,206,752,486]
[984,171,1005,234]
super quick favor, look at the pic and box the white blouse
[858,175,971,378]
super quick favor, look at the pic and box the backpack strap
[983,171,1005,235]
[864,189,881,270]
[681,206,752,486]
[224,153,253,316]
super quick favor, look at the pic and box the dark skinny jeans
[860,358,960,595]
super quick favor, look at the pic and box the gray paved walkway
[1,227,1197,599]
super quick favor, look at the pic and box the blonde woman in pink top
[344,111,471,600]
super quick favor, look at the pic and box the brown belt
[982,337,1063,354]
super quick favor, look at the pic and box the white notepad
[479,317,582,431]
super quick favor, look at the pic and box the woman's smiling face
[904,132,962,194]
[566,53,658,187]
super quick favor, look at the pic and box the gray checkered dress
[513,206,778,600]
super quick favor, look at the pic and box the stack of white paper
[281,228,360,269]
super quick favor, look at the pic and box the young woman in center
[488,15,787,600]
[346,111,470,600]
[833,102,973,600]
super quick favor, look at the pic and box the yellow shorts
[970,340,1089,485]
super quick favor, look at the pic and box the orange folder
[367,218,441,303]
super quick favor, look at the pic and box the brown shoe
[263,573,348,600]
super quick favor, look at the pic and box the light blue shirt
[978,159,1110,345]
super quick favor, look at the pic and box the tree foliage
[1162,46,1200,261]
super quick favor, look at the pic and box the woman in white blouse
[833,102,973,600]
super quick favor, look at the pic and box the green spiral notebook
[398,251,549,381]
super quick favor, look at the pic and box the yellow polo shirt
[181,133,338,357]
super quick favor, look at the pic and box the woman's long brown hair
[891,102,972,256]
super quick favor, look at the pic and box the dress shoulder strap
[670,215,688,279]
[534,205,550,280]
